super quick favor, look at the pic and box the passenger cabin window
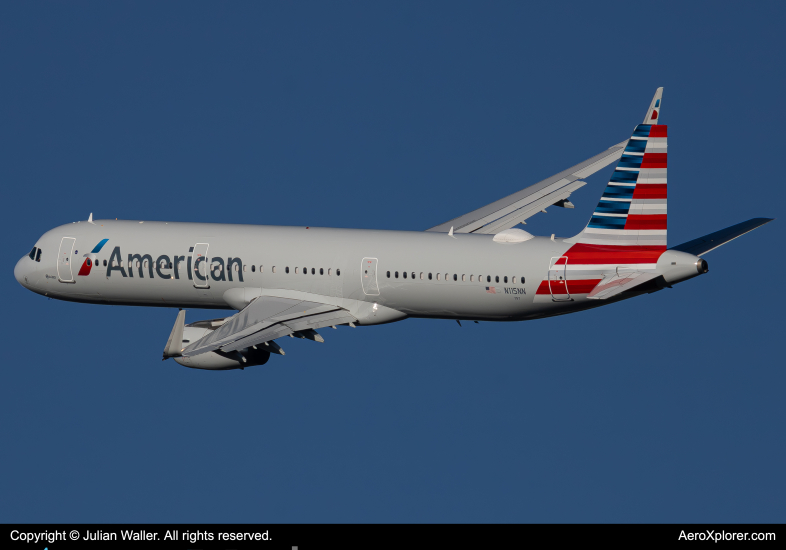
[337,269,341,276]
[251,265,255,272]
[320,268,324,275]
[470,275,474,282]
[453,274,457,281]
[395,271,399,278]
[487,275,491,283]
[504,276,508,283]
[103,259,106,267]
[285,267,289,274]
[312,268,316,275]
[428,273,432,280]
[272,266,276,273]
[403,272,407,279]
[387,271,390,278]
[436,273,441,280]
[495,276,499,283]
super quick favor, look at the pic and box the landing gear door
[548,256,570,301]
[192,243,210,288]
[57,237,76,283]
[361,257,379,296]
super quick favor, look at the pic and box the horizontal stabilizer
[587,271,659,300]
[671,218,774,257]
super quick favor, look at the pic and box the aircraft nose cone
[14,257,31,287]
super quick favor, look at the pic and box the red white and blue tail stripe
[535,89,669,302]
[571,121,667,247]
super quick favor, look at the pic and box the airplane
[14,88,773,371]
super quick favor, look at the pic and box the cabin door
[548,256,571,301]
[57,237,76,283]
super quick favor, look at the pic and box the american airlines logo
[77,238,109,276]
[102,245,245,283]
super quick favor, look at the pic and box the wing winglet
[163,310,186,359]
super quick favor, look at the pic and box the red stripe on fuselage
[557,244,666,265]
[632,184,667,199]
[536,279,603,295]
[624,214,667,230]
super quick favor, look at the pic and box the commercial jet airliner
[14,89,773,370]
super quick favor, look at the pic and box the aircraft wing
[586,271,660,300]
[181,296,356,357]
[426,139,628,234]
[670,218,774,256]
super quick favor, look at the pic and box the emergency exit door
[361,257,379,296]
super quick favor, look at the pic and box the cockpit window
[28,247,37,260]
[35,249,42,262]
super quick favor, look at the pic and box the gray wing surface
[182,296,356,357]
[671,218,774,257]
[427,140,628,234]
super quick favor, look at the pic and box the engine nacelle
[173,324,270,370]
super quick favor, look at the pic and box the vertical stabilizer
[643,87,663,125]
[571,89,667,248]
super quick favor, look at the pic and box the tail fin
[643,87,663,125]
[571,88,667,247]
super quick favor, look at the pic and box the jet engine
[165,316,270,370]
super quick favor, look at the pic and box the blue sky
[2,2,784,522]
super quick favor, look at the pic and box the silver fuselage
[13,219,703,324]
